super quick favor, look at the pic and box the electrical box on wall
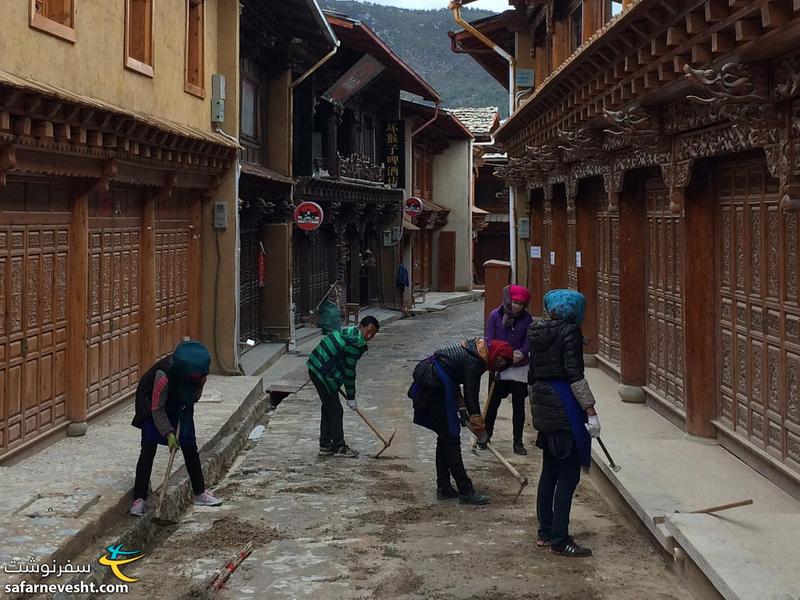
[213,201,228,230]
[211,74,226,123]
[518,217,530,239]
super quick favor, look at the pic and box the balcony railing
[313,153,385,184]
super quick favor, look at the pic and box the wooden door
[412,232,423,287]
[86,189,141,415]
[239,223,262,345]
[646,177,685,413]
[543,195,552,292]
[439,230,456,292]
[596,197,621,365]
[0,218,69,455]
[718,160,800,474]
[156,194,191,357]
[423,231,433,288]
[567,195,578,290]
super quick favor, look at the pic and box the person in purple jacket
[484,284,534,455]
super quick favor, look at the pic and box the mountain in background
[319,0,508,116]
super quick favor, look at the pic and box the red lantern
[293,201,324,231]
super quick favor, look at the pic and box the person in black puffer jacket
[409,338,513,505]
[528,289,601,558]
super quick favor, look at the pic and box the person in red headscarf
[484,284,535,455]
[408,337,513,505]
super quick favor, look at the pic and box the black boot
[459,491,490,505]
[437,485,459,500]
[513,441,528,455]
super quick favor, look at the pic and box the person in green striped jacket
[307,315,380,458]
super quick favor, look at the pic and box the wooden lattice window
[569,3,583,52]
[241,78,259,140]
[30,0,76,43]
[184,0,205,97]
[125,0,155,77]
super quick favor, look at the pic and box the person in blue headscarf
[527,289,601,557]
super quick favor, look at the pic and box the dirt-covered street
[116,303,689,600]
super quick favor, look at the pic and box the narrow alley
[115,303,686,600]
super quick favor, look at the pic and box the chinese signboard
[293,201,324,231]
[323,55,386,104]
[383,120,405,189]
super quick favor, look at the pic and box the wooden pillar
[550,185,568,290]
[576,180,598,355]
[528,189,544,317]
[682,165,717,437]
[618,171,647,402]
[188,197,202,340]
[139,190,157,368]
[66,184,89,436]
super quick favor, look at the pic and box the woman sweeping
[528,290,601,557]
[408,337,514,505]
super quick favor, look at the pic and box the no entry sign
[404,196,423,216]
[293,201,324,231]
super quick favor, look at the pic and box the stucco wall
[432,139,473,291]
[1,0,225,133]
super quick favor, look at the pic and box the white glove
[346,398,357,411]
[512,350,524,364]
[585,414,601,438]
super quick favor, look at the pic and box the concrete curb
[42,380,266,600]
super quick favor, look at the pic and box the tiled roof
[447,107,500,137]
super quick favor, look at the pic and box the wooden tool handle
[155,422,181,515]
[689,499,753,515]
[482,380,497,419]
[354,407,388,445]
[486,442,525,484]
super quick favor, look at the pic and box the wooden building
[0,0,239,459]
[291,11,440,321]
[237,0,336,347]
[456,0,800,497]
[449,107,509,285]
[402,101,475,295]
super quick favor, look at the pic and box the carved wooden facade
[491,0,800,494]
[0,78,235,460]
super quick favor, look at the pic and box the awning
[0,69,239,149]
[420,198,450,213]
[241,162,294,185]
[403,215,421,231]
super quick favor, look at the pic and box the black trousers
[436,435,474,495]
[485,380,527,443]
[310,372,346,450]
[133,441,205,500]
[536,440,581,547]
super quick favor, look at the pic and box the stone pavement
[99,301,685,600]
[586,368,800,600]
[0,375,263,596]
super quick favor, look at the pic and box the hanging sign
[404,196,423,216]
[293,201,324,231]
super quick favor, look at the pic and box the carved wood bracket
[0,143,17,187]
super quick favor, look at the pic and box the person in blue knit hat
[528,289,601,557]
[128,340,222,516]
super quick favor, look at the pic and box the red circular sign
[404,196,423,216]
[293,201,324,231]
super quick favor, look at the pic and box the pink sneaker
[128,498,146,517]
[194,491,223,507]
